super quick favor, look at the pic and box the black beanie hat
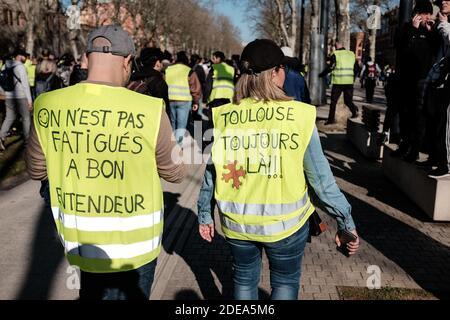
[413,0,434,14]
[240,39,284,74]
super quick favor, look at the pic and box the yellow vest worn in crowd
[208,62,235,103]
[332,50,356,85]
[33,83,164,273]
[211,98,316,242]
[165,63,192,102]
[24,60,36,87]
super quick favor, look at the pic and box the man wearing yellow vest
[319,42,359,125]
[205,51,236,109]
[24,54,37,99]
[198,39,360,300]
[25,25,186,300]
[165,51,201,146]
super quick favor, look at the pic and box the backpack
[0,65,20,92]
[426,56,450,89]
[127,78,150,95]
[366,64,378,80]
[35,74,54,97]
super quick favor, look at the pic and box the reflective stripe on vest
[211,98,317,243]
[33,83,164,273]
[332,50,356,85]
[217,191,309,216]
[166,64,192,101]
[221,202,312,236]
[209,63,235,102]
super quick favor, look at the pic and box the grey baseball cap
[86,25,136,57]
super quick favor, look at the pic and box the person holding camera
[392,0,439,163]
[197,39,360,300]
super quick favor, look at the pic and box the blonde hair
[38,59,57,74]
[233,67,293,104]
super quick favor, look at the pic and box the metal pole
[299,0,306,65]
[318,0,330,104]
[398,0,414,29]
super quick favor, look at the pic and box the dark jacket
[395,22,439,84]
[69,64,88,86]
[130,67,169,108]
[35,72,64,97]
[284,68,311,104]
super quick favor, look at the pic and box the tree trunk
[309,0,321,104]
[369,0,381,61]
[334,0,350,49]
[275,0,297,54]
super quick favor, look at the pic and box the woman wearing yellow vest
[197,39,360,300]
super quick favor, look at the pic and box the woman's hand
[438,11,448,24]
[335,229,360,256]
[199,223,215,243]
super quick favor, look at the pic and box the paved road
[1,86,449,300]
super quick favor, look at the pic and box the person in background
[427,0,450,178]
[190,54,209,121]
[319,42,359,125]
[129,47,170,114]
[26,25,185,300]
[165,51,201,146]
[24,53,37,99]
[0,48,32,151]
[360,56,382,104]
[35,59,64,98]
[281,46,311,104]
[70,53,88,86]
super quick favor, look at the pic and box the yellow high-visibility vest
[332,50,356,85]
[211,98,316,242]
[165,63,192,102]
[24,60,36,87]
[33,83,164,273]
[208,62,235,102]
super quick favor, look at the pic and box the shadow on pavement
[163,192,271,300]
[15,204,64,299]
[343,191,450,299]
[321,132,430,222]
[319,132,450,299]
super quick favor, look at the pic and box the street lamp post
[299,0,306,65]
[318,0,330,104]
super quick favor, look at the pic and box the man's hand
[192,104,199,112]
[438,11,448,24]
[28,102,33,112]
[412,14,422,28]
[335,229,360,256]
[199,223,215,243]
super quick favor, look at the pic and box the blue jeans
[79,260,157,300]
[169,101,191,145]
[226,221,309,300]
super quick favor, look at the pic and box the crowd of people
[381,0,450,179]
[0,23,359,300]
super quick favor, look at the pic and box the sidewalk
[0,86,449,299]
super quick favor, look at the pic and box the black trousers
[328,84,358,122]
[365,79,376,103]
[426,87,450,166]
